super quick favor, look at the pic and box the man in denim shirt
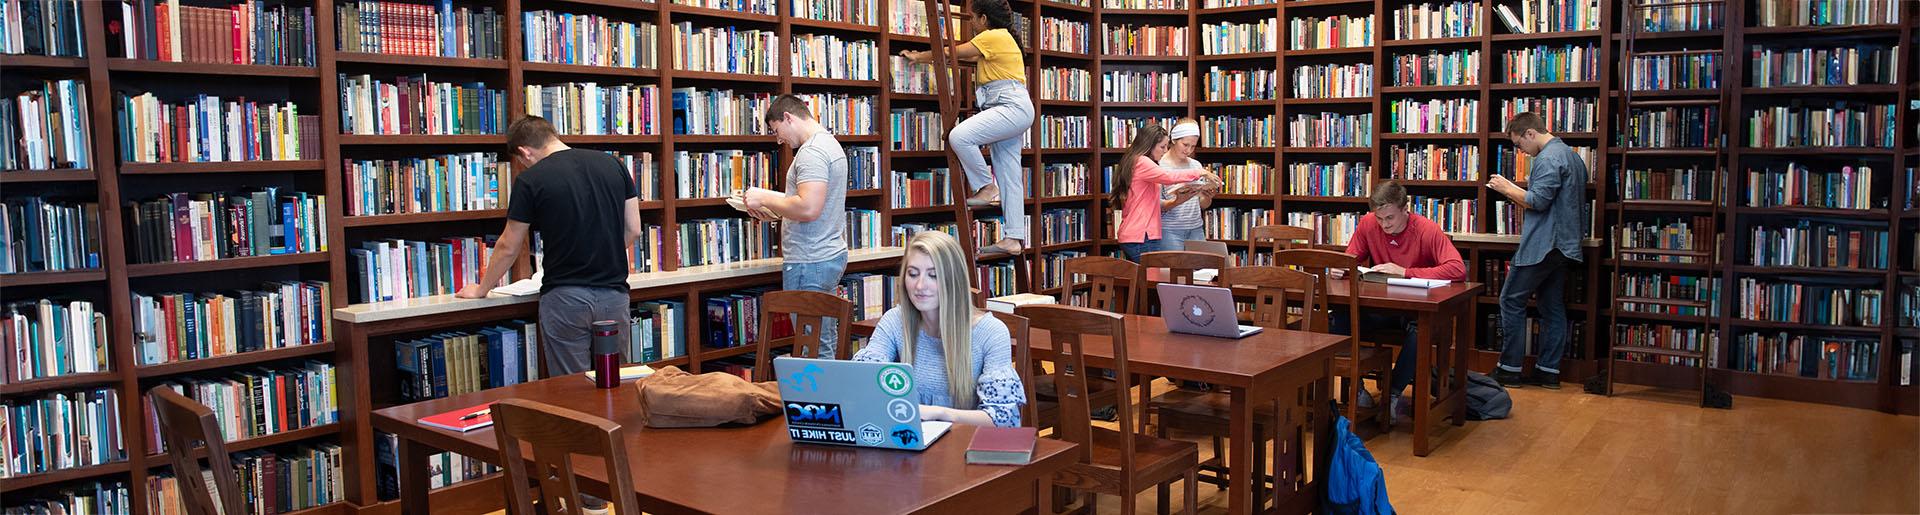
[1486,112,1587,388]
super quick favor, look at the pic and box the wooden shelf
[1203,146,1278,153]
[1740,147,1896,156]
[148,424,343,466]
[1607,310,1716,325]
[136,343,338,379]
[520,61,661,77]
[1380,133,1480,140]
[698,345,758,361]
[1197,2,1278,14]
[1730,320,1883,336]
[1038,0,1094,12]
[1100,55,1191,63]
[848,189,883,198]
[1195,51,1276,61]
[0,461,131,492]
[1622,88,1724,99]
[891,92,940,102]
[1612,148,1718,156]
[1212,193,1274,201]
[0,269,106,287]
[1278,195,1366,203]
[106,58,320,77]
[1392,179,1481,187]
[1281,146,1372,154]
[790,76,883,88]
[1040,194,1099,203]
[891,205,957,215]
[1737,205,1882,218]
[1491,29,1602,42]
[1195,100,1276,108]
[334,52,509,69]
[559,134,664,144]
[1040,241,1094,252]
[1489,81,1604,91]
[1381,84,1479,94]
[126,252,330,278]
[1283,0,1372,7]
[1731,265,1889,277]
[1613,29,1722,40]
[1281,46,1374,57]
[1037,49,1096,61]
[670,70,782,83]
[1615,200,1716,211]
[342,210,509,228]
[668,4,781,23]
[1283,96,1370,105]
[0,54,87,69]
[1742,84,1901,95]
[543,0,660,8]
[675,134,777,144]
[337,134,506,145]
[676,197,732,208]
[118,160,325,175]
[1383,36,1482,47]
[787,17,884,34]
[1607,259,1713,271]
[0,169,94,183]
[1039,99,1095,107]
[1742,23,1902,36]
[0,371,121,396]
[890,150,948,158]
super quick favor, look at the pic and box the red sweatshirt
[1344,212,1466,280]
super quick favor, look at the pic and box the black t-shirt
[506,149,636,293]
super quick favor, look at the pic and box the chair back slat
[149,386,246,515]
[1062,256,1144,315]
[1139,251,1227,286]
[989,311,1037,427]
[492,399,642,515]
[1017,305,1135,474]
[756,290,855,380]
[1225,266,1320,331]
[1250,225,1316,264]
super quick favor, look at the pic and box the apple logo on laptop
[1179,295,1214,326]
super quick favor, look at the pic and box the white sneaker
[1355,389,1376,409]
[1389,394,1410,424]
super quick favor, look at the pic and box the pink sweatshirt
[1117,157,1206,243]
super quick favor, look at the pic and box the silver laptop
[1156,283,1264,339]
[772,356,954,451]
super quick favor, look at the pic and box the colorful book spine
[1202,114,1276,148]
[1749,44,1900,88]
[836,274,893,322]
[150,444,343,514]
[145,362,338,452]
[1,0,84,57]
[2,299,108,383]
[976,261,1017,297]
[1205,66,1276,102]
[1636,1,1721,31]
[793,0,877,24]
[1390,48,1479,87]
[1742,163,1874,210]
[334,0,504,59]
[1746,221,1889,270]
[1746,103,1895,148]
[1105,0,1185,8]
[522,10,658,69]
[1628,51,1719,91]
[1291,63,1372,99]
[889,108,942,150]
[1203,207,1275,241]
[1615,323,1715,367]
[1501,43,1598,84]
[338,74,505,136]
[1041,163,1090,198]
[0,387,124,478]
[350,237,491,303]
[1496,143,1594,179]
[9,480,128,513]
[1,79,91,170]
[1201,0,1273,7]
[1100,114,1175,149]
[673,149,773,199]
[116,93,312,163]
[1043,114,1091,149]
[703,289,771,351]
[847,146,880,190]
[1731,332,1876,381]
[117,0,313,65]
[1619,106,1718,148]
[1039,17,1090,54]
[671,23,778,75]
[891,221,960,246]
[791,34,878,81]
[1040,67,1093,102]
[1288,14,1374,50]
[1738,279,1885,328]
[1506,0,1600,33]
[1201,19,1275,55]
[629,223,664,273]
[890,56,944,94]
[1618,272,1720,316]
[1407,195,1476,233]
[1286,112,1372,148]
[889,169,952,208]
[1390,1,1482,40]
[1039,250,1088,289]
[1617,166,1712,201]
[1753,0,1901,27]
[1286,162,1369,197]
[672,88,774,136]
[132,281,331,365]
[846,208,885,250]
[1387,97,1479,134]
[1389,143,1481,181]
[795,93,877,135]
[1040,209,1088,246]
[0,197,102,273]
[1216,161,1271,195]
[888,0,965,38]
[126,189,328,263]
[674,0,777,15]
[1102,70,1186,103]
[1499,96,1596,133]
[393,322,540,401]
[678,217,777,267]
[1101,23,1188,56]
[628,301,686,362]
[345,152,507,217]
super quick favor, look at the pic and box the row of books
[1202,114,1275,148]
[847,208,883,250]
[1102,70,1185,103]
[0,387,124,478]
[673,88,772,136]
[1286,162,1369,197]
[339,74,506,136]
[1501,43,1597,84]
[1101,23,1187,56]
[972,216,1017,249]
[1040,209,1088,246]
[525,82,659,136]
[150,443,345,515]
[0,0,83,57]
[1200,207,1275,242]
[629,224,663,273]
[117,93,316,163]
[678,217,777,267]
[1042,114,1091,149]
[1621,106,1718,149]
[793,0,877,25]
[1286,112,1372,148]
[1038,249,1087,290]
[1288,14,1373,50]
[1391,48,1478,87]
[1040,67,1093,102]
[1902,284,1918,329]
[395,322,539,402]
[374,431,497,499]
[1407,195,1477,233]
[4,480,128,513]
[1746,221,1890,270]
[1389,1,1483,41]
[887,0,962,39]
[889,108,942,151]
[1751,0,1902,27]
[1617,272,1719,317]
[1040,163,1089,198]
[522,10,658,69]
[672,23,777,75]
[1737,279,1884,327]
[1731,332,1877,382]
[351,237,490,303]
[1200,20,1274,55]
[704,289,771,350]
[115,0,314,66]
[891,221,958,247]
[889,168,952,208]
[1742,164,1875,210]
[3,299,107,384]
[1292,63,1371,99]
[624,300,686,363]
[1100,114,1173,149]
[1216,161,1270,195]
[1494,0,1599,34]
[1500,96,1596,133]
[846,146,880,191]
[1284,211,1356,245]
[889,56,943,95]
[1746,103,1895,148]
[1496,199,1597,238]
[1494,143,1594,180]
[1627,52,1719,91]
[680,0,777,15]
[1479,316,1589,360]
[1387,97,1478,134]
[1105,0,1184,8]
[791,34,878,81]
[336,0,502,59]
[1617,165,1713,202]
[127,189,328,264]
[1614,324,1714,367]
[977,261,1017,298]
[2,79,90,171]
[1039,17,1090,54]
[345,152,507,217]
[0,197,100,274]
[1205,66,1276,102]
[132,281,331,366]
[1634,1,1720,32]
[1615,217,1712,262]
[1201,0,1272,7]
[144,362,338,452]
[1751,44,1902,88]
[1389,143,1480,181]
[799,94,876,136]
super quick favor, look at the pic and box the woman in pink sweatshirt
[1110,124,1220,261]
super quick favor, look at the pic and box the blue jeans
[784,252,848,358]
[1157,226,1206,252]
[1331,312,1421,394]
[1119,241,1157,262]
[949,79,1034,244]
[1498,251,1569,374]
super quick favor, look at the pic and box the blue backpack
[1325,414,1394,515]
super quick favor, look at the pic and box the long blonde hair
[897,231,980,408]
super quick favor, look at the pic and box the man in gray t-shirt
[743,95,850,356]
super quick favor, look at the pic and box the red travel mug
[591,320,622,388]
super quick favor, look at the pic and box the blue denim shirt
[1514,138,1587,266]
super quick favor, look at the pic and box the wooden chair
[492,399,641,515]
[1248,225,1316,265]
[1148,266,1320,500]
[1273,248,1388,430]
[1016,304,1200,515]
[754,290,853,381]
[1139,251,1227,286]
[1060,256,1145,315]
[990,310,1039,426]
[1181,240,1230,257]
[149,386,246,515]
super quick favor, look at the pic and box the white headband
[1169,122,1200,140]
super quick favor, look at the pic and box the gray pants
[784,253,848,358]
[948,79,1033,243]
[1157,226,1206,252]
[538,285,630,376]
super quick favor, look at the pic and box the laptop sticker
[878,365,913,397]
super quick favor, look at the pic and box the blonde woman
[1157,118,1216,252]
[852,231,1027,427]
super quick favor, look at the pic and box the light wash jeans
[784,251,848,358]
[1497,251,1569,374]
[1156,226,1206,252]
[948,79,1034,244]
[1119,241,1157,262]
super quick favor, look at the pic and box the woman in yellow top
[899,0,1034,257]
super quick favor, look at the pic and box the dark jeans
[1497,251,1570,374]
[1330,312,1420,395]
[1119,240,1158,262]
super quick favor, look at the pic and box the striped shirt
[1159,156,1205,230]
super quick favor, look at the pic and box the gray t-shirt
[782,131,848,263]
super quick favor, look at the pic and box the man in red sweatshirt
[1331,180,1466,419]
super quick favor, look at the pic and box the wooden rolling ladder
[920,0,1034,294]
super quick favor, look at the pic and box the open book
[1356,265,1403,283]
[725,187,786,216]
[1357,266,1451,289]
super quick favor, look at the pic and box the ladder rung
[1616,347,1707,359]
[1617,297,1710,308]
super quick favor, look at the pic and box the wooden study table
[1145,269,1486,457]
[852,314,1349,515]
[372,375,1079,514]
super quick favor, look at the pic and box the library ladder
[1602,0,1730,408]
[922,0,1034,294]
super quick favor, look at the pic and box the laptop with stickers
[772,356,955,451]
[1156,283,1264,339]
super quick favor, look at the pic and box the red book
[419,403,495,432]
[966,426,1037,465]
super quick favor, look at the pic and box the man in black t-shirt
[458,116,642,383]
